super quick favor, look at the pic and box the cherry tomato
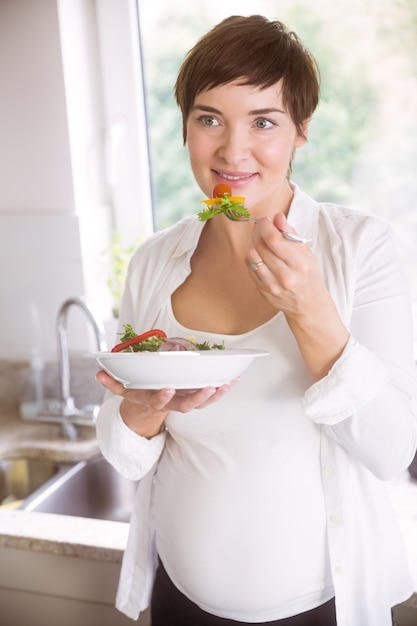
[213,183,232,198]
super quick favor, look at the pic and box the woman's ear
[295,117,312,147]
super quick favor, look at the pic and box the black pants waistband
[150,559,337,626]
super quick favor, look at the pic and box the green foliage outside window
[102,232,142,318]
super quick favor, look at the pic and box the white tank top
[151,299,334,621]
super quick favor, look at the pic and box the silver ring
[250,260,264,272]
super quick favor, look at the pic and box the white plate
[93,349,269,389]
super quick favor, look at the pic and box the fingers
[246,217,318,313]
[168,381,239,412]
[274,212,292,234]
[95,369,239,414]
[95,370,126,395]
[168,386,217,412]
[149,388,177,411]
[96,370,175,412]
[190,377,240,410]
[248,213,310,274]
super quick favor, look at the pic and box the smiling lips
[214,170,256,184]
[214,173,256,197]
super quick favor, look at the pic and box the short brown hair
[175,15,320,142]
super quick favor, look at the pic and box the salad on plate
[111,324,225,353]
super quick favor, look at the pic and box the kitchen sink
[20,455,137,522]
[0,458,66,507]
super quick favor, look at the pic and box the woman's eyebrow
[191,105,221,114]
[191,105,286,115]
[249,107,286,115]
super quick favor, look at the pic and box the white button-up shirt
[97,185,417,625]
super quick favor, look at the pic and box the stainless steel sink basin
[20,455,137,522]
[0,458,65,507]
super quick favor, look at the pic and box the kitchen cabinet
[0,545,150,626]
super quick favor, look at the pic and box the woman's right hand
[96,370,238,438]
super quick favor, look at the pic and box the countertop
[0,509,128,563]
[0,415,128,563]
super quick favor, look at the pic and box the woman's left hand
[247,213,349,381]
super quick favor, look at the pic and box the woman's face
[186,80,308,215]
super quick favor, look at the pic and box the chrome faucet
[36,296,107,439]
[57,296,107,417]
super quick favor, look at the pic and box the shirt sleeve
[96,395,166,480]
[302,336,389,423]
[302,217,417,480]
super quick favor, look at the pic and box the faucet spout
[56,296,107,423]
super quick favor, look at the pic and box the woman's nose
[217,128,249,165]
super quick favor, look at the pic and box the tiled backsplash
[0,358,105,420]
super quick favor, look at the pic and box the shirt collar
[287,183,320,247]
[170,216,205,260]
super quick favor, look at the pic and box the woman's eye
[199,115,219,127]
[255,118,275,129]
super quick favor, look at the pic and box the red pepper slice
[111,329,167,352]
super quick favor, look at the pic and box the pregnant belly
[151,442,329,620]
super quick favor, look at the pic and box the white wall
[0,0,85,361]
[0,213,85,358]
[0,1,75,213]
[0,0,153,362]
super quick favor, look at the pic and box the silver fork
[224,210,311,244]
